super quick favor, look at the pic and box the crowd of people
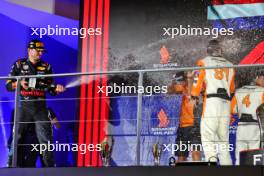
[167,39,264,165]
[6,39,263,167]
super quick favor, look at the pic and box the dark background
[109,0,263,87]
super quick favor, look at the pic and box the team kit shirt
[192,56,235,101]
[6,58,57,100]
[173,83,194,127]
[191,56,235,165]
[231,85,264,165]
[231,85,264,120]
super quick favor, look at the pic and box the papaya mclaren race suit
[174,83,201,158]
[191,56,235,165]
[6,58,57,167]
[231,85,264,165]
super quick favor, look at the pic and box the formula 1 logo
[157,108,170,128]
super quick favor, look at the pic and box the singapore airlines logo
[157,108,170,128]
[151,108,176,135]
[159,45,170,64]
[153,45,177,68]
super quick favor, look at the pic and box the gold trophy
[100,136,114,166]
[152,143,163,166]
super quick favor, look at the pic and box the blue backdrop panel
[229,114,239,165]
[110,95,238,165]
[0,13,31,167]
[110,94,181,166]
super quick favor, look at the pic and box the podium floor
[0,166,263,176]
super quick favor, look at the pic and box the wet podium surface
[0,166,263,176]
